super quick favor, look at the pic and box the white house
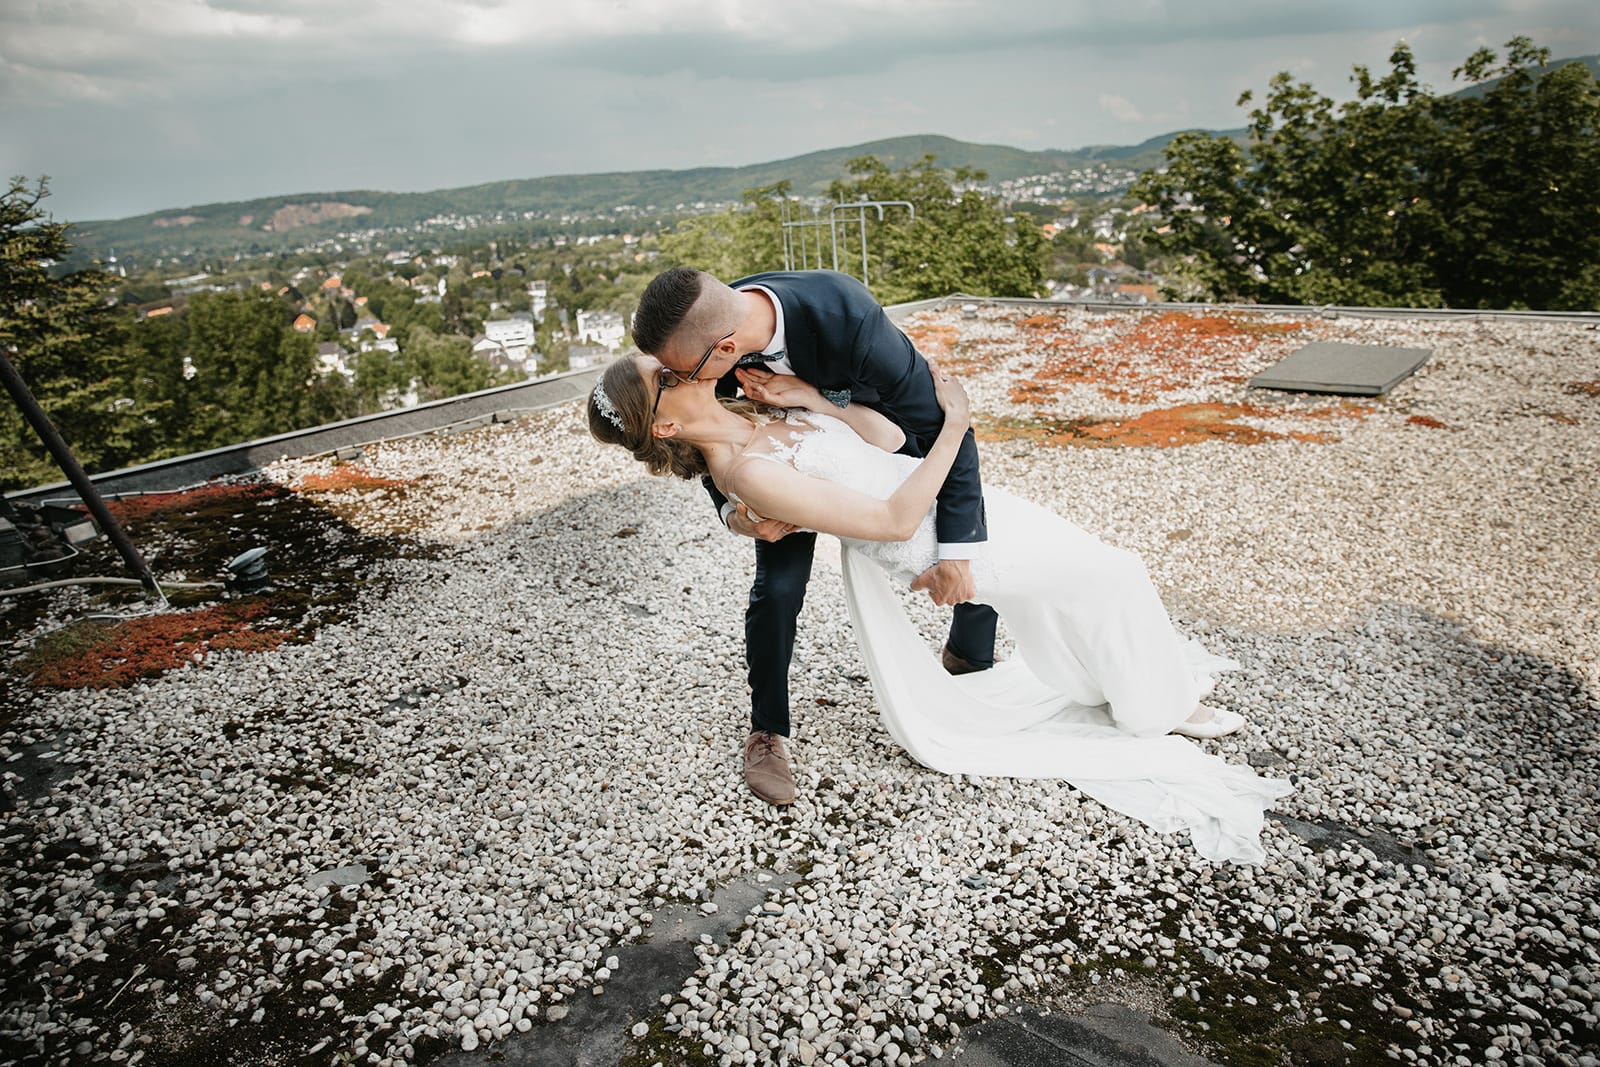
[575,309,625,352]
[316,342,354,379]
[472,334,536,374]
[567,345,610,371]
[528,280,548,319]
[484,318,535,349]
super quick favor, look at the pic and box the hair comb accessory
[593,381,623,430]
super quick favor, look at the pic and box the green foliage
[659,158,1045,303]
[827,156,1046,303]
[402,325,506,401]
[1132,38,1600,310]
[1,177,151,491]
[61,134,1155,266]
[181,289,320,448]
[657,182,792,282]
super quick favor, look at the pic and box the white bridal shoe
[1172,704,1246,739]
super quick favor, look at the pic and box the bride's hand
[736,367,822,409]
[929,361,970,425]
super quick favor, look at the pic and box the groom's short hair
[634,267,738,362]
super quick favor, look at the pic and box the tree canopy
[659,156,1045,304]
[0,181,518,493]
[1131,38,1600,310]
[2,178,151,490]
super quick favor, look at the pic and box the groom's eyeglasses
[665,329,737,387]
[652,329,736,421]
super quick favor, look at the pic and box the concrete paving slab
[434,870,797,1067]
[947,1003,1219,1066]
[1249,342,1432,396]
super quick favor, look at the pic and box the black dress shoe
[941,644,986,676]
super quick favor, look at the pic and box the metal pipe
[0,350,162,596]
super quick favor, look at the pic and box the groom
[631,267,998,806]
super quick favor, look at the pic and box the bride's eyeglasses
[652,329,735,420]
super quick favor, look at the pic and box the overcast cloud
[3,0,1596,221]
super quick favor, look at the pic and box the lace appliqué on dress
[775,411,992,589]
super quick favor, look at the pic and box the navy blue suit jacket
[704,270,986,546]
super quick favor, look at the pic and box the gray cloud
[2,0,1595,220]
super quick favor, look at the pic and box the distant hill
[63,132,1233,265]
[60,53,1595,266]
[1447,52,1600,98]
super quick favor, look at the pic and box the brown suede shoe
[743,731,795,806]
[941,644,986,676]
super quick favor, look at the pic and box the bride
[587,353,1291,863]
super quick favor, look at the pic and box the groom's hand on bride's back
[911,558,976,606]
[730,503,799,542]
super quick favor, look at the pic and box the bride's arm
[735,368,905,453]
[728,373,970,542]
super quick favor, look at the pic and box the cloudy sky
[3,0,1596,222]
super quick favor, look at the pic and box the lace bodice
[734,410,941,582]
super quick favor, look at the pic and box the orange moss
[297,467,415,492]
[24,602,290,689]
[905,320,1006,373]
[1008,309,1313,405]
[980,402,1340,449]
[104,483,274,523]
[1302,402,1377,420]
[1407,414,1450,430]
[903,323,961,360]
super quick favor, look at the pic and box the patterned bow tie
[735,349,785,368]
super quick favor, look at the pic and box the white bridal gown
[744,410,1293,865]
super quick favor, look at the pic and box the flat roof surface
[3,303,1598,1066]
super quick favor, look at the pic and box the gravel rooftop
[2,302,1598,1067]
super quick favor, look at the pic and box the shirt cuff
[719,502,737,527]
[937,542,982,561]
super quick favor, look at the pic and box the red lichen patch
[1561,381,1600,397]
[980,402,1341,449]
[1008,310,1313,405]
[1300,402,1377,420]
[104,483,275,524]
[904,320,1006,373]
[903,323,961,361]
[1407,415,1451,430]
[296,466,416,493]
[19,602,291,689]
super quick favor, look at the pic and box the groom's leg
[947,602,998,670]
[747,531,817,736]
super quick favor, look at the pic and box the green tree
[183,289,318,448]
[123,308,195,458]
[1133,38,1600,310]
[659,161,1045,303]
[824,156,1045,304]
[1427,40,1600,309]
[1,178,149,491]
[399,325,506,401]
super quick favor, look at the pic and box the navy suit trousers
[747,532,999,736]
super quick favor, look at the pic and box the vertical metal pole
[0,350,162,597]
[779,197,793,271]
[859,206,870,286]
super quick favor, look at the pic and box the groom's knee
[749,566,809,617]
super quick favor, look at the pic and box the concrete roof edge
[5,364,607,507]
